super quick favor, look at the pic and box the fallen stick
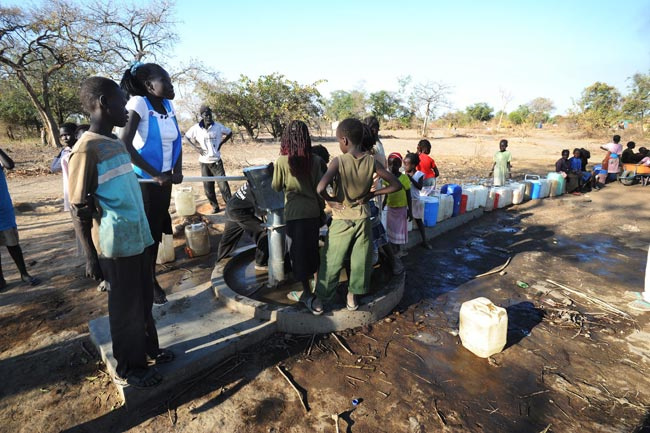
[545,279,633,320]
[331,333,354,356]
[332,414,340,433]
[377,390,389,398]
[400,366,433,385]
[337,364,375,370]
[475,256,512,278]
[360,334,378,343]
[345,375,367,383]
[306,333,315,357]
[276,365,309,413]
[398,344,425,363]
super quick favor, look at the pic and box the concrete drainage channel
[88,207,484,406]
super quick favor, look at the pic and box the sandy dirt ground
[1,128,650,433]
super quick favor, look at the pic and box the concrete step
[88,282,276,407]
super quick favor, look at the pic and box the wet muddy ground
[2,131,650,432]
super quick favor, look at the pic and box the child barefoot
[403,152,431,249]
[383,153,412,257]
[69,76,174,388]
[0,147,40,290]
[312,118,401,313]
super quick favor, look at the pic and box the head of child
[363,116,380,142]
[336,118,364,155]
[612,134,621,144]
[573,148,581,158]
[561,149,569,160]
[120,62,174,100]
[361,124,376,154]
[280,120,312,177]
[59,122,77,148]
[627,141,636,150]
[387,153,402,176]
[499,139,508,152]
[417,139,431,155]
[75,124,89,140]
[311,144,330,172]
[640,147,649,156]
[80,77,128,130]
[403,152,420,174]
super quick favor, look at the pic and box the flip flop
[115,368,163,389]
[148,348,175,366]
[286,290,303,302]
[346,295,359,311]
[305,296,324,316]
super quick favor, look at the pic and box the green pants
[316,218,372,302]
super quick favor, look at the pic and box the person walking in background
[118,61,183,305]
[489,139,512,186]
[0,147,40,291]
[184,105,233,213]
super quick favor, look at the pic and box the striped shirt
[68,131,153,258]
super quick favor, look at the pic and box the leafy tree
[508,105,531,125]
[576,82,621,130]
[411,81,452,135]
[526,97,555,124]
[465,102,494,122]
[0,77,41,133]
[368,90,401,120]
[201,74,322,140]
[622,72,650,133]
[325,90,366,121]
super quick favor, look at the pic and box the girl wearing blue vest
[119,62,183,305]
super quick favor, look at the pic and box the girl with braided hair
[272,121,325,309]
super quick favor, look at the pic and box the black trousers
[286,217,320,281]
[99,247,159,378]
[217,207,268,265]
[140,181,173,286]
[201,160,232,211]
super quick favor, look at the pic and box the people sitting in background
[636,147,649,163]
[637,154,650,167]
[569,148,592,192]
[622,141,637,163]
[556,149,580,194]
[579,148,590,171]
[597,134,622,185]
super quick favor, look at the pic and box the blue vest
[133,98,182,179]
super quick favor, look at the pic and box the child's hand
[327,201,345,211]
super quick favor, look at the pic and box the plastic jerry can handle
[524,174,540,181]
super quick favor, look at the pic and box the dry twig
[276,365,309,413]
[331,333,354,356]
[546,279,633,320]
[400,366,433,385]
[475,256,512,278]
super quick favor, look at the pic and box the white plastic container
[175,186,196,216]
[436,194,454,222]
[509,182,526,205]
[472,185,488,209]
[539,179,551,198]
[493,186,513,208]
[185,222,210,257]
[459,297,508,358]
[462,187,476,211]
[156,234,175,264]
[485,188,496,211]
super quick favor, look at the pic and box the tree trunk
[15,73,61,147]
[421,103,430,136]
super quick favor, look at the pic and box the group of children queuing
[266,118,442,314]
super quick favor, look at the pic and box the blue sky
[171,0,650,115]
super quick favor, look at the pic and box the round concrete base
[212,247,405,334]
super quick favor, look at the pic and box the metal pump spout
[243,165,286,286]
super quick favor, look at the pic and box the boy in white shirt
[185,105,233,213]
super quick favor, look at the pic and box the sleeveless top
[332,153,376,220]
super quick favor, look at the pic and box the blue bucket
[441,183,463,216]
[422,197,439,227]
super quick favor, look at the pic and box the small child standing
[68,76,173,388]
[51,122,77,212]
[416,139,439,188]
[490,139,512,186]
[403,152,431,249]
[313,118,400,313]
[383,152,412,257]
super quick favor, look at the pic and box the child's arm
[373,163,402,196]
[0,148,15,170]
[488,161,496,175]
[406,189,413,221]
[51,149,64,173]
[433,166,440,177]
[317,158,342,208]
[119,112,171,186]
[408,173,423,190]
[68,150,102,281]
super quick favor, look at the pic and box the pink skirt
[386,206,408,244]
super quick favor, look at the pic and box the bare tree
[496,88,513,131]
[0,1,103,146]
[87,0,178,65]
[412,81,452,136]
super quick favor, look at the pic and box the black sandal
[21,275,41,286]
[305,296,324,316]
[115,368,162,389]
[148,348,175,366]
